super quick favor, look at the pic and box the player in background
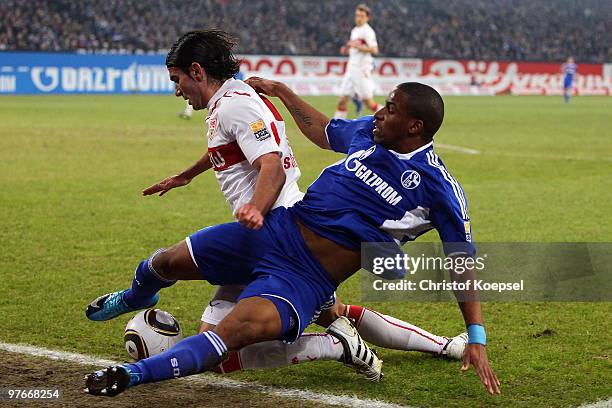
[87,29,467,372]
[85,79,499,396]
[335,4,381,119]
[561,57,577,103]
[177,95,194,119]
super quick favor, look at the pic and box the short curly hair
[166,29,241,81]
[396,82,444,139]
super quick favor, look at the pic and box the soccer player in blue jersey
[85,80,500,396]
[561,57,577,103]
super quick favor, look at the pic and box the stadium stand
[0,0,609,62]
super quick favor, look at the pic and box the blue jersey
[562,63,577,78]
[289,116,475,257]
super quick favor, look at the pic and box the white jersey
[205,78,302,214]
[346,23,377,75]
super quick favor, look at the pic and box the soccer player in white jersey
[334,4,381,119]
[87,30,465,378]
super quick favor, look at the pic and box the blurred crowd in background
[1,0,610,62]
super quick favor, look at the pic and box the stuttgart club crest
[401,170,421,189]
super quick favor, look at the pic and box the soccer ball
[124,309,183,361]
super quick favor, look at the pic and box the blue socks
[123,250,176,308]
[125,331,227,386]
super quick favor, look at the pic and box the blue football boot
[85,290,159,321]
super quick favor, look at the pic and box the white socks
[212,303,450,374]
[216,333,343,373]
[343,305,447,354]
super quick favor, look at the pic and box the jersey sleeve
[222,97,280,165]
[325,115,374,154]
[430,187,476,257]
[365,27,378,49]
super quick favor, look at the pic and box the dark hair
[396,82,444,138]
[166,29,241,81]
[356,4,371,16]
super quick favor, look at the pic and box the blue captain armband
[467,324,487,345]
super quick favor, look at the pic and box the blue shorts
[187,207,337,342]
[564,75,574,89]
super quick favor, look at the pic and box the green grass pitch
[0,94,610,407]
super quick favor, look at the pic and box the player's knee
[149,248,172,279]
[150,248,181,280]
[151,242,198,280]
[214,302,281,350]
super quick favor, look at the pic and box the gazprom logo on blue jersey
[345,147,403,206]
[401,170,421,189]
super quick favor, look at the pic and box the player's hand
[142,174,191,197]
[461,344,500,395]
[245,77,281,97]
[235,203,264,230]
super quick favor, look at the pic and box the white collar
[206,78,235,110]
[389,141,433,160]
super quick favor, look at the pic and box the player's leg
[85,296,283,396]
[315,298,466,359]
[335,95,350,119]
[351,93,363,115]
[198,287,344,373]
[334,74,353,118]
[563,76,573,103]
[86,222,267,321]
[85,242,381,395]
[85,296,376,396]
[363,97,381,112]
[85,243,193,321]
[214,332,344,373]
[359,76,381,113]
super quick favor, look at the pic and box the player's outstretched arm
[246,77,332,150]
[451,259,501,395]
[142,153,212,196]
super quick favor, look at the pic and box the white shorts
[200,285,243,325]
[339,70,375,100]
[201,299,236,325]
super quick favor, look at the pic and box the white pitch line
[482,149,612,162]
[435,144,612,162]
[579,399,612,408]
[0,342,409,408]
[436,143,481,155]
